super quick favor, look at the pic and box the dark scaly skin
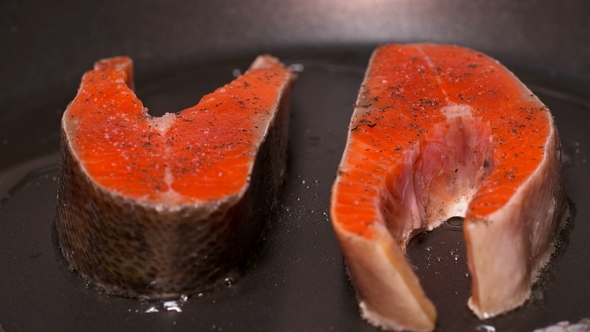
[56,58,295,299]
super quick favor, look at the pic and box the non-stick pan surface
[1,1,589,331]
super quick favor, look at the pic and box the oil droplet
[145,306,159,313]
[232,69,242,77]
[533,318,590,332]
[474,324,496,332]
[289,63,304,73]
[224,277,234,287]
[163,300,182,312]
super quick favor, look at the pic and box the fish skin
[465,120,567,318]
[57,55,296,299]
[330,44,567,330]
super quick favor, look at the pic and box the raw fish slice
[57,55,296,298]
[330,44,567,331]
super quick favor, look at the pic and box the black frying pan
[1,1,590,331]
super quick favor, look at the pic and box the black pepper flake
[505,171,516,180]
[358,119,377,128]
[353,102,372,108]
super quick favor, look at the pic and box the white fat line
[147,112,186,205]
[150,112,176,134]
[415,45,449,103]
[440,104,473,119]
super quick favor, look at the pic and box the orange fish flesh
[330,44,567,331]
[57,55,296,298]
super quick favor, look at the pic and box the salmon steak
[330,44,567,331]
[57,55,296,299]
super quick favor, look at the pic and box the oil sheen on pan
[57,55,297,299]
[330,44,567,331]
